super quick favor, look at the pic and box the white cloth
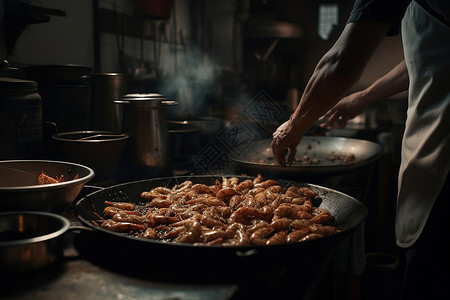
[396,1,450,248]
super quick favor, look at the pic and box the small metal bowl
[0,211,70,274]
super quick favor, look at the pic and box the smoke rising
[158,46,221,119]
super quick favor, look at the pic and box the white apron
[397,1,450,248]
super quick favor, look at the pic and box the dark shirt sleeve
[347,0,411,36]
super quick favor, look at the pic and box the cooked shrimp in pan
[99,175,339,246]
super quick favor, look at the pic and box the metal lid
[0,77,38,92]
[121,93,167,100]
[117,93,177,108]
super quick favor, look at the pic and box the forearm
[289,22,391,135]
[358,60,409,106]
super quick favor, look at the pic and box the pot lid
[0,77,37,92]
[121,93,168,100]
[117,93,177,108]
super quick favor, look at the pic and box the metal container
[0,77,42,160]
[0,211,70,275]
[0,160,94,213]
[52,131,129,185]
[88,73,128,132]
[115,93,176,178]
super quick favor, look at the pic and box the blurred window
[318,4,339,40]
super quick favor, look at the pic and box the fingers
[287,145,297,165]
[272,139,297,166]
[271,139,287,166]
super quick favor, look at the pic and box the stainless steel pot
[0,211,70,274]
[88,73,128,132]
[115,93,177,178]
[51,131,129,185]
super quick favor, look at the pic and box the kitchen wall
[3,0,405,98]
[4,0,95,66]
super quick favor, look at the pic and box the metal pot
[51,131,129,185]
[0,160,94,212]
[87,73,128,132]
[0,211,70,275]
[115,93,177,179]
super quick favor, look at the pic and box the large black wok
[74,175,366,280]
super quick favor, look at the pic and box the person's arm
[271,21,391,165]
[320,60,409,129]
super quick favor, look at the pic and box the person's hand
[320,91,366,129]
[271,119,301,166]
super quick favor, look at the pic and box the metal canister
[88,73,128,132]
[115,93,177,179]
[0,77,42,159]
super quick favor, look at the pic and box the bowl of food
[0,160,94,212]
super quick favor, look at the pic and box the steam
[158,46,221,118]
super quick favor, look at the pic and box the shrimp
[250,227,274,246]
[309,208,334,224]
[191,183,216,195]
[290,219,311,230]
[229,194,245,210]
[141,191,168,201]
[201,228,234,243]
[273,204,299,219]
[200,214,227,229]
[266,230,288,245]
[286,228,310,243]
[185,197,226,207]
[229,206,271,224]
[152,186,173,195]
[146,213,180,226]
[142,227,157,239]
[299,233,323,242]
[173,180,193,191]
[269,218,292,232]
[235,179,253,191]
[225,223,250,246]
[100,219,146,232]
[104,201,135,211]
[174,219,202,243]
[254,179,279,189]
[253,174,264,184]
[222,176,239,188]
[309,224,340,236]
[103,206,141,218]
[297,211,313,220]
[247,220,270,234]
[112,213,147,225]
[216,188,239,202]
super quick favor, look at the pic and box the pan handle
[235,249,258,257]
